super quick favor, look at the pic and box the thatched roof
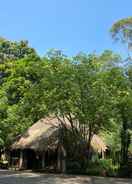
[11,117,107,153]
[91,134,107,153]
[12,117,62,151]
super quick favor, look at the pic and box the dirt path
[0,170,131,184]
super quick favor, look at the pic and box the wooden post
[42,152,45,169]
[57,147,61,172]
[62,158,66,173]
[19,150,23,169]
[57,145,66,173]
[61,146,66,173]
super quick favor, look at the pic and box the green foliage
[110,17,132,62]
[0,38,39,146]
[110,17,132,44]
[86,159,117,177]
[0,37,36,62]
[67,159,118,176]
[119,164,132,177]
[66,161,82,174]
[0,36,132,177]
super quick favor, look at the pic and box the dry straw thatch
[12,117,107,153]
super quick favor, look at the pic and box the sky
[0,0,132,56]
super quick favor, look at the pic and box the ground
[0,170,131,184]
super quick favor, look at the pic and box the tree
[110,18,132,168]
[103,66,132,167]
[110,17,132,61]
[0,38,39,147]
[0,37,36,62]
[0,37,37,85]
[42,51,119,162]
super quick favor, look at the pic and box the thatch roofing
[91,134,107,153]
[11,117,107,153]
[12,117,62,151]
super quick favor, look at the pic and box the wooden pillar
[62,146,66,173]
[57,145,66,173]
[57,147,61,172]
[62,158,66,173]
[42,152,45,169]
[19,150,23,169]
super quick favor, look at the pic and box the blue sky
[0,0,132,56]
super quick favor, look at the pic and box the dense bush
[118,164,132,178]
[66,159,118,176]
[86,159,118,177]
[66,160,82,174]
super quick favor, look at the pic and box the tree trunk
[120,116,130,166]
[87,124,92,161]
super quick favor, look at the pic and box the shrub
[66,160,82,174]
[118,164,132,178]
[66,158,118,176]
[86,159,117,177]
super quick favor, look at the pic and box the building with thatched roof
[10,116,107,172]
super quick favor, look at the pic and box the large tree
[110,18,132,169]
[110,17,132,61]
[0,37,37,85]
[0,38,39,146]
[103,66,132,167]
[0,37,36,62]
[41,51,120,161]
